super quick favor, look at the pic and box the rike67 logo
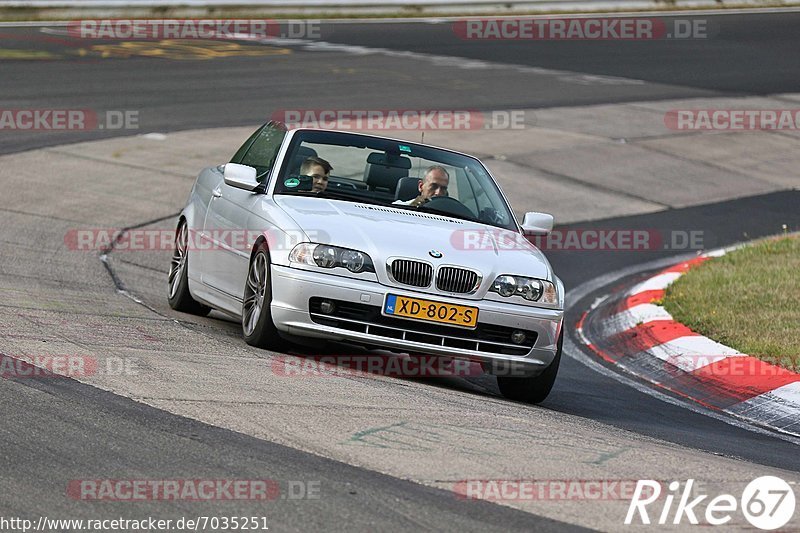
[626,477,796,530]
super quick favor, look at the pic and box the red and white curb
[577,249,800,437]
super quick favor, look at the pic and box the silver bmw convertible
[168,121,564,403]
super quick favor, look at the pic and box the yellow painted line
[75,40,291,60]
[0,48,58,59]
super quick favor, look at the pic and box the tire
[497,330,562,404]
[242,242,285,349]
[167,219,211,316]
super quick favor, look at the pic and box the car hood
[274,196,552,282]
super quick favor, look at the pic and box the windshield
[273,130,517,231]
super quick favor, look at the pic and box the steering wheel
[423,196,477,220]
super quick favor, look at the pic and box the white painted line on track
[564,250,800,445]
[645,337,742,372]
[603,303,673,336]
[2,6,800,26]
[629,271,681,294]
[564,332,800,446]
[35,24,647,86]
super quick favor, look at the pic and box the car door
[199,122,287,305]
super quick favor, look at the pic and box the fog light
[319,300,336,314]
[510,330,526,344]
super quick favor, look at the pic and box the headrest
[291,146,319,174]
[395,177,421,201]
[364,152,412,192]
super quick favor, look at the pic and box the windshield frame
[268,129,520,231]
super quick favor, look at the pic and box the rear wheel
[497,330,562,404]
[167,219,211,316]
[242,242,285,349]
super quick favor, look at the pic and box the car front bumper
[270,265,563,376]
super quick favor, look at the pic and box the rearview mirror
[366,152,412,169]
[223,163,260,191]
[521,212,554,235]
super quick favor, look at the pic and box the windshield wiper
[317,189,365,201]
[420,204,485,224]
[415,204,481,224]
[279,189,388,207]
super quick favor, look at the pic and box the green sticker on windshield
[399,144,411,153]
[284,177,300,188]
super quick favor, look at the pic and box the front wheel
[242,242,285,349]
[167,219,211,316]
[497,330,562,404]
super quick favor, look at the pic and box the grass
[663,234,800,371]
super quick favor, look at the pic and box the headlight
[289,243,375,273]
[490,274,556,304]
[288,243,317,266]
[519,278,543,301]
[493,275,517,297]
[313,245,337,268]
[340,249,366,273]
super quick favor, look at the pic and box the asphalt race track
[3,12,800,154]
[1,12,799,531]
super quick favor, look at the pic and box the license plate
[383,294,478,328]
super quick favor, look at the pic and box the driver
[393,166,449,207]
[300,156,333,193]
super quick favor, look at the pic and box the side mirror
[223,163,260,191]
[521,212,554,235]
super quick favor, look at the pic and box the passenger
[394,166,450,207]
[300,156,333,193]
